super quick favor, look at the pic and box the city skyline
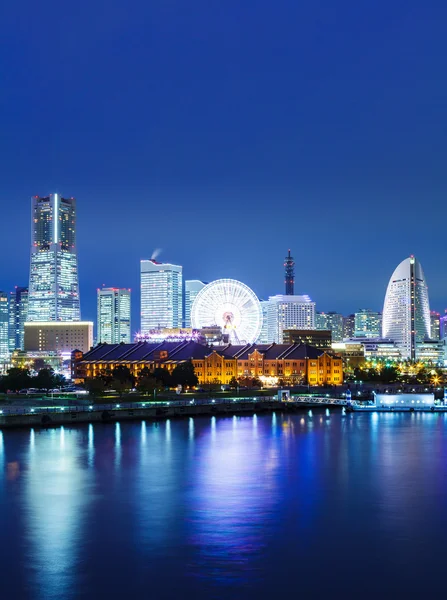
[2,206,447,338]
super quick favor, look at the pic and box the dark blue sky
[1,0,446,332]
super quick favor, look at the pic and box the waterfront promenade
[0,395,349,429]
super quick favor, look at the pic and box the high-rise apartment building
[184,280,206,327]
[140,259,183,332]
[354,309,381,338]
[28,194,80,322]
[8,287,28,351]
[430,311,441,340]
[0,292,9,358]
[266,295,315,343]
[343,314,355,339]
[316,311,344,342]
[382,256,430,360]
[97,287,131,344]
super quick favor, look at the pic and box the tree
[0,368,31,392]
[84,377,106,397]
[34,368,57,391]
[112,365,134,385]
[229,376,238,389]
[170,361,198,388]
[137,375,159,395]
[153,367,173,388]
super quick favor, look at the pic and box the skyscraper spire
[284,249,295,295]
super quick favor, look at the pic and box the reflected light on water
[115,422,121,468]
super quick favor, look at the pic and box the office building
[282,329,332,348]
[140,259,183,332]
[8,287,28,351]
[184,280,206,327]
[0,292,9,358]
[257,300,270,343]
[266,295,315,343]
[316,312,344,342]
[28,194,80,322]
[97,287,131,344]
[440,311,447,340]
[354,309,381,338]
[24,321,93,354]
[343,314,355,339]
[430,311,441,340]
[382,256,430,360]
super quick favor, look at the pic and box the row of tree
[85,362,199,396]
[350,365,445,385]
[0,368,65,393]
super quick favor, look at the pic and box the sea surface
[1,410,447,599]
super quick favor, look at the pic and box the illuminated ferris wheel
[191,279,263,345]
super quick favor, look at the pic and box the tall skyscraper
[354,309,381,338]
[97,288,131,344]
[0,292,9,358]
[430,311,441,340]
[140,259,183,332]
[8,287,29,351]
[28,194,80,322]
[266,295,315,343]
[316,311,344,341]
[382,256,430,360]
[184,280,206,327]
[284,249,295,295]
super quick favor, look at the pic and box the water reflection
[24,428,93,599]
[0,413,446,599]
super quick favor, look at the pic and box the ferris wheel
[191,279,263,345]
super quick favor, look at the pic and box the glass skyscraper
[184,280,206,327]
[28,194,80,322]
[8,286,29,351]
[0,292,9,358]
[140,259,183,332]
[97,287,131,344]
[382,256,430,360]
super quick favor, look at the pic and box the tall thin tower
[28,194,80,322]
[284,249,295,295]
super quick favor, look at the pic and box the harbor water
[1,410,447,599]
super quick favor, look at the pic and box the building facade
[140,259,183,332]
[266,295,316,343]
[343,314,355,339]
[75,340,343,387]
[28,194,80,322]
[97,287,131,344]
[282,329,332,348]
[24,321,93,354]
[354,309,381,338]
[316,312,344,341]
[430,311,441,340]
[8,287,28,351]
[0,292,9,359]
[382,256,430,360]
[184,280,206,327]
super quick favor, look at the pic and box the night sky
[1,1,446,332]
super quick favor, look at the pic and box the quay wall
[0,399,294,430]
